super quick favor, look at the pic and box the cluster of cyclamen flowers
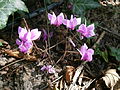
[16,12,95,74]
[16,27,41,53]
[48,12,95,62]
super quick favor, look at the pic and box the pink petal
[87,49,94,55]
[66,20,71,28]
[57,13,64,26]
[31,29,41,40]
[18,27,27,40]
[48,68,55,73]
[87,24,95,31]
[72,17,77,28]
[77,24,87,33]
[81,53,88,61]
[76,18,81,25]
[41,66,47,71]
[51,12,57,25]
[62,19,67,25]
[80,43,88,55]
[70,15,74,21]
[24,31,31,41]
[85,52,93,61]
[19,42,27,53]
[18,26,22,34]
[47,65,55,73]
[48,13,53,20]
[87,30,95,37]
[16,39,21,45]
[63,19,71,28]
[24,41,33,49]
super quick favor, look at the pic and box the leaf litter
[0,0,120,90]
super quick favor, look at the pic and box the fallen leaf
[0,39,10,49]
[4,49,37,61]
[65,66,75,84]
[4,49,23,58]
[102,69,120,89]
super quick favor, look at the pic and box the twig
[0,59,24,71]
[23,18,29,30]
[40,75,63,90]
[97,25,120,40]
[92,31,106,49]
[52,75,63,84]
[43,39,66,52]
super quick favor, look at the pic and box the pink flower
[63,15,81,30]
[42,29,53,41]
[80,44,94,61]
[41,65,55,74]
[77,24,95,39]
[16,39,33,53]
[48,12,64,26]
[18,26,41,42]
[16,26,41,53]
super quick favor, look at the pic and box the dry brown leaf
[4,49,37,61]
[60,78,63,90]
[4,49,24,58]
[0,39,10,49]
[102,69,120,89]
[78,71,84,86]
[72,64,84,84]
[69,84,79,90]
[65,66,75,84]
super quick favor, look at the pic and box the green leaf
[0,0,28,29]
[109,47,120,61]
[0,42,3,46]
[69,0,101,15]
[95,47,109,62]
[101,50,108,62]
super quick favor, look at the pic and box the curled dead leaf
[65,66,75,84]
[4,49,37,61]
[102,69,120,89]
[4,49,24,58]
[0,39,10,49]
[99,0,120,6]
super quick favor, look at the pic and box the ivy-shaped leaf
[0,0,28,29]
[69,0,101,15]
[109,47,120,61]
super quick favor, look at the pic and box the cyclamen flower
[16,39,33,53]
[77,24,95,39]
[48,12,64,26]
[42,29,53,41]
[18,27,41,42]
[16,26,41,53]
[63,15,81,30]
[41,65,55,74]
[80,43,94,61]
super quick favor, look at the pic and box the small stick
[92,31,106,49]
[23,18,29,31]
[0,59,24,71]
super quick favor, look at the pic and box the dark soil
[0,1,120,90]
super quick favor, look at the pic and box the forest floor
[0,0,120,90]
